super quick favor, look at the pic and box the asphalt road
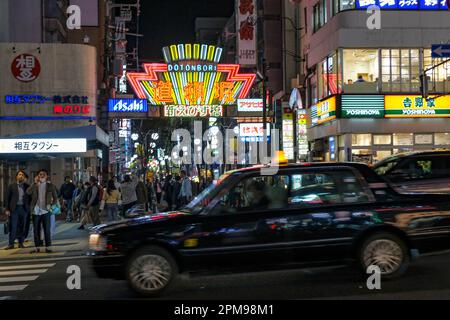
[2,251,450,300]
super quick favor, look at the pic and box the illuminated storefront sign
[108,99,148,112]
[0,139,87,153]
[316,96,337,124]
[341,95,385,118]
[297,110,308,157]
[54,105,90,114]
[282,106,294,160]
[5,95,89,104]
[164,105,223,117]
[385,95,450,117]
[356,0,448,9]
[127,44,256,114]
[236,0,257,66]
[239,123,270,142]
[237,99,263,112]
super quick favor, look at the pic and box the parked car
[89,162,450,297]
[373,150,450,193]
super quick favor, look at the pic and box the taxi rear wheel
[359,232,410,279]
[126,245,178,297]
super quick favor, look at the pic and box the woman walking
[102,179,121,222]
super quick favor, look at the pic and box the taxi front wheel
[126,245,178,297]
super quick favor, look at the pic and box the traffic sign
[431,44,450,58]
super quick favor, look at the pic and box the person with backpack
[78,177,101,229]
[59,176,76,223]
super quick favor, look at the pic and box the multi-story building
[299,0,450,163]
[0,0,110,210]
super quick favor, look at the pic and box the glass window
[373,158,400,175]
[343,49,379,93]
[219,175,290,214]
[435,133,450,145]
[392,156,450,181]
[340,0,355,10]
[393,133,413,145]
[352,134,372,146]
[381,49,420,92]
[374,150,392,162]
[290,170,372,206]
[373,135,391,145]
[424,49,450,93]
[415,134,433,145]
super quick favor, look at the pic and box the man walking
[4,170,30,249]
[26,169,58,253]
[60,176,76,222]
[85,176,101,227]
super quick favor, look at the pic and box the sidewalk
[0,220,90,261]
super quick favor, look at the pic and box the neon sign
[127,44,256,108]
[163,105,223,117]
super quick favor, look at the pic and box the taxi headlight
[89,233,107,251]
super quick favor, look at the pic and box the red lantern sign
[11,54,41,82]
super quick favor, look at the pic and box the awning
[0,125,109,161]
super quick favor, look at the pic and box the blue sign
[431,44,450,58]
[356,0,447,9]
[5,95,89,104]
[108,99,148,112]
[420,0,439,9]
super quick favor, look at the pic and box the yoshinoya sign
[315,96,337,124]
[108,99,148,112]
[237,99,263,112]
[385,95,450,117]
[0,139,87,153]
[11,54,41,82]
[341,95,385,118]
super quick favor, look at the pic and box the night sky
[138,0,234,61]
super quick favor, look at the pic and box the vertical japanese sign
[11,54,41,82]
[236,0,257,66]
[282,105,294,160]
[297,109,308,158]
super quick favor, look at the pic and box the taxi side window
[289,170,372,206]
[220,175,290,214]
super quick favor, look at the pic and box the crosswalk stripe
[0,285,28,292]
[0,269,48,276]
[0,264,55,271]
[0,276,39,283]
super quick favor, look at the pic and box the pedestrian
[101,179,121,222]
[179,170,193,207]
[85,176,101,227]
[59,176,76,223]
[72,182,84,222]
[172,175,182,210]
[162,175,173,210]
[135,177,148,210]
[4,170,31,250]
[154,178,162,204]
[120,175,138,217]
[26,169,58,253]
[146,177,157,213]
[77,182,91,230]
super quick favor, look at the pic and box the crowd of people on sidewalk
[3,168,213,251]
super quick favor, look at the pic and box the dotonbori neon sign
[127,44,256,117]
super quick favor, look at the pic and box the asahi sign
[341,95,385,118]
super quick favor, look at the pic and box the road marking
[0,263,55,271]
[0,285,28,292]
[0,269,48,276]
[0,276,39,283]
[0,255,90,265]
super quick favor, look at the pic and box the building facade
[300,0,450,163]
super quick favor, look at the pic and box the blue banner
[108,99,148,113]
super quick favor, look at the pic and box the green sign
[341,95,385,118]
